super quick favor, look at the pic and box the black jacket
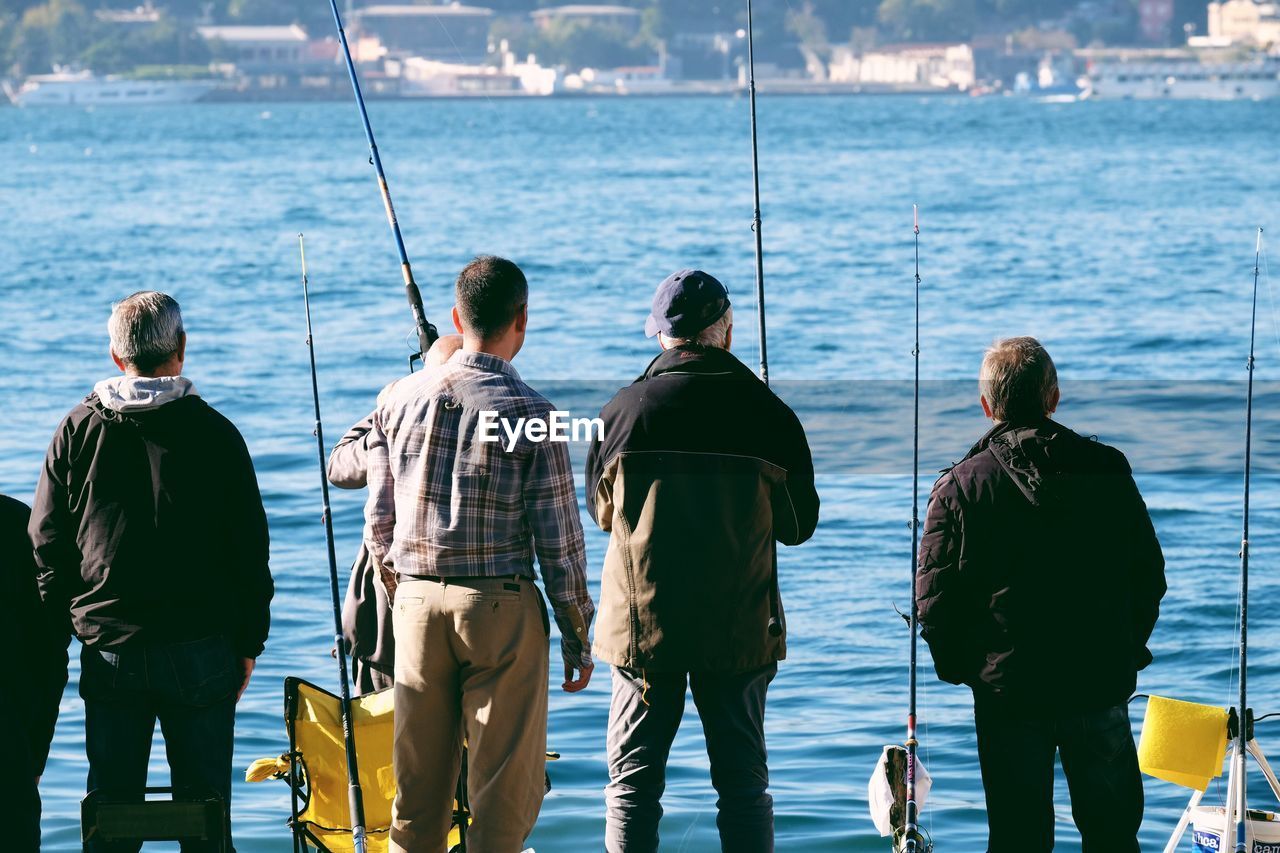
[0,495,68,778]
[29,391,273,658]
[585,345,819,671]
[916,418,1166,713]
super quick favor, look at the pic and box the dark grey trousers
[604,663,777,853]
[974,699,1143,853]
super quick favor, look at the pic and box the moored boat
[1083,49,1280,99]
[7,69,219,107]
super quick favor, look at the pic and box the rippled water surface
[4,94,1280,851]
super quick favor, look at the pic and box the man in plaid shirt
[365,256,595,853]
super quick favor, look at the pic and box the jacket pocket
[1082,705,1135,763]
[170,636,240,708]
[78,646,121,701]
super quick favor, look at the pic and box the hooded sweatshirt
[916,418,1166,714]
[29,375,273,658]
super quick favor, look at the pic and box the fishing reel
[892,826,934,853]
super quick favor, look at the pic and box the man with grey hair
[30,291,273,851]
[916,336,1165,852]
[586,269,819,852]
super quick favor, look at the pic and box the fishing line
[326,0,438,370]
[1261,241,1278,354]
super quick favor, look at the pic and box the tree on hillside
[7,0,92,73]
[80,16,210,72]
[531,18,653,68]
[878,0,981,41]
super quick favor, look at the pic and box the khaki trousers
[391,576,549,853]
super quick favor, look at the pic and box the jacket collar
[959,416,1056,463]
[449,349,522,382]
[638,344,757,383]
[92,375,197,413]
[960,417,1077,507]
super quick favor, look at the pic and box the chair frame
[281,676,471,853]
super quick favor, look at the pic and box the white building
[1207,0,1280,45]
[498,45,560,95]
[828,43,975,90]
[197,24,309,70]
[398,57,520,95]
[568,64,671,93]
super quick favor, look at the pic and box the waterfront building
[1207,0,1280,46]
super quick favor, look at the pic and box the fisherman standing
[328,334,462,694]
[1,493,68,851]
[29,291,273,851]
[916,336,1166,852]
[585,270,819,853]
[365,256,595,852]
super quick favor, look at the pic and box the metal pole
[1234,227,1262,853]
[325,0,437,368]
[300,235,369,853]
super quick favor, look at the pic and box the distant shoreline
[198,82,965,104]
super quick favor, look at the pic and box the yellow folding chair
[248,677,558,852]
[246,677,467,853]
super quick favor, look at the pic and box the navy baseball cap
[644,269,731,338]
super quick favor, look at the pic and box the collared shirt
[364,350,594,668]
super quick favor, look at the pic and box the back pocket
[170,636,240,707]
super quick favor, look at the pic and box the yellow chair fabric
[1138,695,1230,792]
[246,679,461,852]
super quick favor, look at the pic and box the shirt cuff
[556,607,592,670]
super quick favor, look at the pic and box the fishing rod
[300,234,369,853]
[744,0,782,641]
[1232,226,1262,853]
[900,206,928,853]
[904,206,922,852]
[326,0,437,370]
[746,0,769,388]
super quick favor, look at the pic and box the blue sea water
[3,93,1280,851]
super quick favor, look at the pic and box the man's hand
[562,659,594,693]
[236,657,256,702]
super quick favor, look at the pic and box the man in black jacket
[917,336,1165,852]
[586,270,819,853]
[2,493,69,851]
[30,291,273,851]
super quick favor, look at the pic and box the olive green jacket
[586,345,819,673]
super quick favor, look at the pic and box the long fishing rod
[1232,226,1262,853]
[300,234,369,853]
[901,207,927,853]
[744,0,783,641]
[746,0,769,387]
[326,0,437,369]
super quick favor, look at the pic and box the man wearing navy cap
[586,270,820,853]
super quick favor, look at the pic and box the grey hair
[659,306,734,350]
[108,291,185,372]
[979,336,1058,422]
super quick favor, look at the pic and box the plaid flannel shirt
[364,350,594,668]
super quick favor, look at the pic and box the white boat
[7,70,218,107]
[1085,53,1280,99]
